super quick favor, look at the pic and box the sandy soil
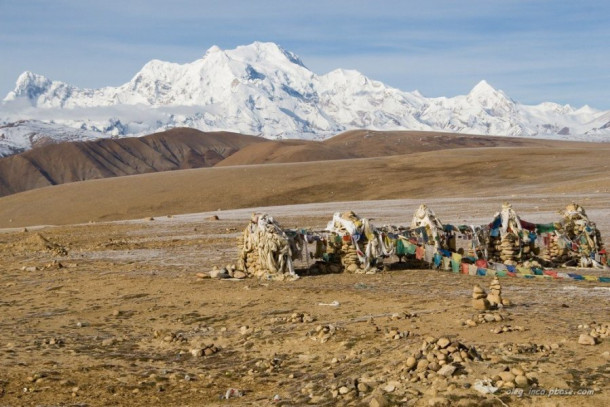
[1,197,608,407]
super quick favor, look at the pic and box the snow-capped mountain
[1,41,609,156]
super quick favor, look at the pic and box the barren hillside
[1,142,609,228]
[2,128,597,198]
[0,128,264,196]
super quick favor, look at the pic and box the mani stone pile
[540,234,568,263]
[486,202,539,266]
[237,213,296,280]
[489,233,521,266]
[325,211,373,274]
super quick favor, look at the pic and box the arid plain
[0,132,609,406]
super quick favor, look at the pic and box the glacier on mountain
[1,41,609,156]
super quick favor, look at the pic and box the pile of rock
[489,233,520,265]
[388,312,418,321]
[577,322,608,345]
[340,236,365,273]
[154,330,188,344]
[325,211,386,274]
[401,337,481,383]
[237,213,297,280]
[464,311,505,327]
[490,325,525,334]
[472,284,491,311]
[189,344,220,357]
[384,327,413,340]
[308,324,339,343]
[590,323,609,339]
[42,337,65,347]
[271,312,316,324]
[560,203,605,264]
[540,234,569,264]
[208,265,247,279]
[18,233,69,256]
[486,277,503,307]
[485,366,536,391]
[496,342,556,355]
[472,278,511,311]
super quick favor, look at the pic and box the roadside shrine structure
[235,203,609,282]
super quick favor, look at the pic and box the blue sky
[1,0,609,109]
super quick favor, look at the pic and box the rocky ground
[0,197,609,406]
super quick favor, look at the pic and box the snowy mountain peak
[469,79,495,94]
[204,45,223,56]
[4,71,53,103]
[468,80,509,101]
[230,41,306,68]
[1,41,609,155]
[466,79,515,113]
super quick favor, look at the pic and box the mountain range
[1,41,610,157]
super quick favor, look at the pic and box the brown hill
[321,130,581,156]
[217,130,591,166]
[2,128,590,198]
[1,141,609,228]
[0,128,264,196]
[215,139,356,166]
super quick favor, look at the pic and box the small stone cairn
[472,284,491,311]
[486,277,503,308]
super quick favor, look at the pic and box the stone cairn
[491,233,520,265]
[237,213,298,280]
[411,203,445,250]
[540,233,568,264]
[560,203,605,266]
[488,202,527,266]
[486,277,503,308]
[325,211,386,273]
[472,284,491,311]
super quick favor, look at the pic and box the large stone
[472,298,491,310]
[498,371,515,383]
[578,334,597,346]
[473,284,485,294]
[406,356,417,369]
[437,337,450,349]
[369,393,389,407]
[514,375,529,388]
[233,271,247,279]
[437,364,457,377]
[210,267,230,279]
[416,359,429,371]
